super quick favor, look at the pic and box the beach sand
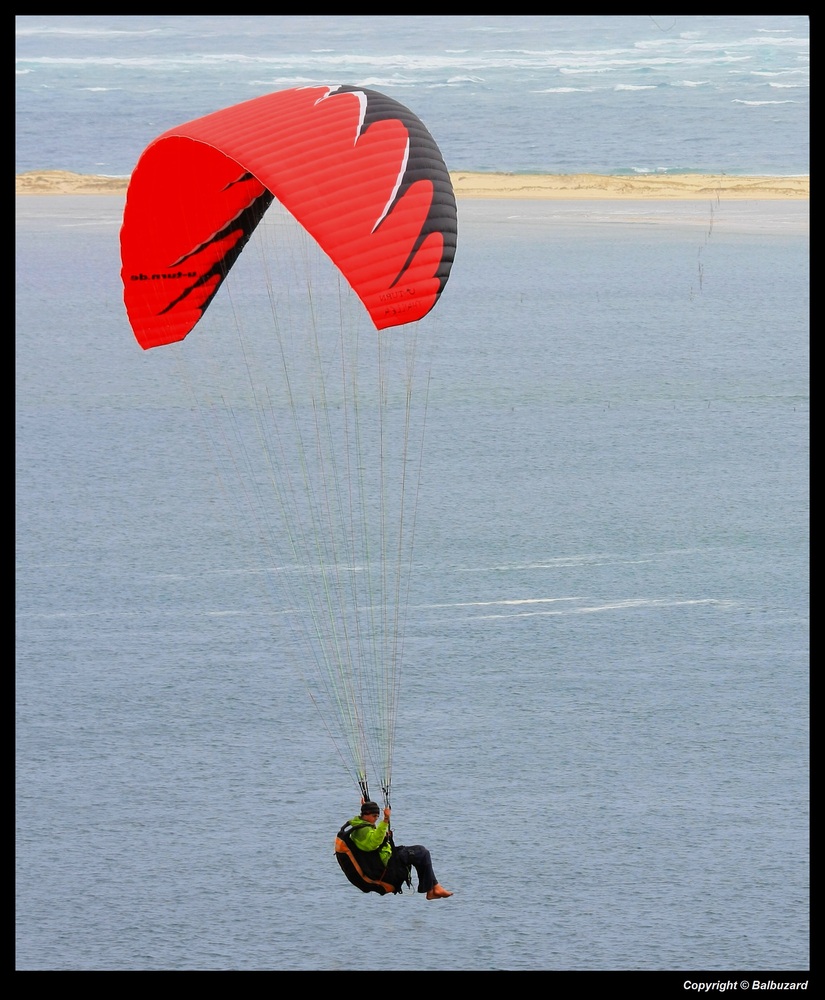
[16,169,809,200]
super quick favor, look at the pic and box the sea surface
[15,14,809,177]
[16,15,809,975]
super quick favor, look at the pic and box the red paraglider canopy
[120,85,457,349]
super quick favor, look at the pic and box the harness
[334,821,410,895]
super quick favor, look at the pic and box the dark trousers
[391,844,438,893]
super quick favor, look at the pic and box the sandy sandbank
[450,171,809,200]
[16,169,809,200]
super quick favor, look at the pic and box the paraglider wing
[119,84,458,808]
[120,85,457,349]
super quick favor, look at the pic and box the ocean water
[15,14,809,177]
[16,15,809,975]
